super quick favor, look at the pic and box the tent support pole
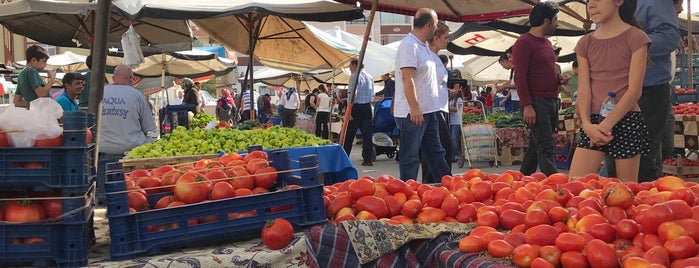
[689,0,693,89]
[89,0,111,173]
[339,0,378,149]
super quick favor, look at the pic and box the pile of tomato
[322,170,699,267]
[672,103,699,115]
[0,191,71,244]
[463,106,483,115]
[124,151,287,218]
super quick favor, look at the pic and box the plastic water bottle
[161,114,172,134]
[599,92,616,118]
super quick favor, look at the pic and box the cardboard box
[499,146,524,166]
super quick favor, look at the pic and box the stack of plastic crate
[0,111,96,267]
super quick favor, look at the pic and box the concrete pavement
[343,142,520,182]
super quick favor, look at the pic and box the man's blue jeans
[395,112,451,181]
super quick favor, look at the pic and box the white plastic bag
[0,98,63,147]
[121,24,144,66]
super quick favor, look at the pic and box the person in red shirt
[512,2,561,176]
[484,86,493,113]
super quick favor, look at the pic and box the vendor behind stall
[97,64,157,205]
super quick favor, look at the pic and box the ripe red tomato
[555,232,586,252]
[538,245,561,267]
[34,135,63,147]
[42,199,62,220]
[355,195,388,219]
[459,236,485,253]
[210,181,236,200]
[244,150,269,163]
[663,235,697,260]
[85,128,93,144]
[230,172,255,190]
[560,251,589,268]
[348,179,375,200]
[128,191,150,212]
[0,131,9,147]
[253,166,278,189]
[137,176,163,194]
[154,195,177,209]
[4,201,47,223]
[512,244,540,268]
[524,224,558,246]
[487,239,514,258]
[499,209,525,230]
[589,223,617,243]
[615,219,640,240]
[245,158,269,174]
[417,208,447,224]
[174,172,212,204]
[261,218,294,250]
[583,239,620,268]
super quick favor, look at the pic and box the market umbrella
[332,0,534,22]
[309,68,383,85]
[251,66,322,91]
[193,17,357,73]
[447,22,580,62]
[15,51,88,73]
[323,26,397,78]
[483,0,592,36]
[106,50,236,78]
[106,49,236,103]
[113,0,364,120]
[461,54,572,85]
[0,0,193,53]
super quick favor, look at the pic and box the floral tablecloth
[87,209,311,268]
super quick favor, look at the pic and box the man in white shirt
[393,8,450,181]
[315,85,332,139]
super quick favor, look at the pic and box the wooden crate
[662,164,699,183]
[119,154,219,172]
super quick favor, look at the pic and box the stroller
[371,98,399,161]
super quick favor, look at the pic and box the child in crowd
[569,0,651,182]
[14,45,54,108]
[448,87,464,162]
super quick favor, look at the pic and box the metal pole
[89,0,110,167]
[339,0,378,148]
[689,1,693,89]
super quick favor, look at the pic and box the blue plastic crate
[0,209,94,267]
[0,145,95,190]
[62,111,93,147]
[104,150,326,261]
[158,105,194,135]
[671,91,699,103]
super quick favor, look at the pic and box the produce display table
[88,210,510,268]
[88,208,311,268]
[286,144,357,184]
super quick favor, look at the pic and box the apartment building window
[348,16,368,24]
[380,13,411,25]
